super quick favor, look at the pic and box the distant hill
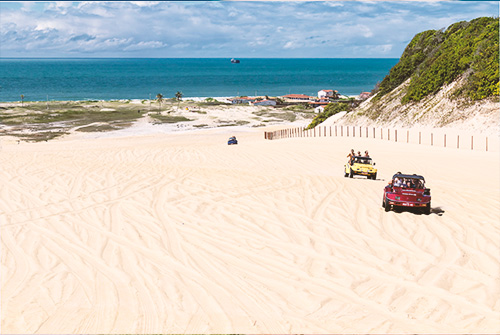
[322,17,499,133]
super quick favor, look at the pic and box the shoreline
[0,96,497,145]
[0,98,315,143]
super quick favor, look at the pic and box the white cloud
[124,41,166,51]
[283,41,297,50]
[0,1,498,58]
[172,43,190,49]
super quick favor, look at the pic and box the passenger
[357,151,361,156]
[364,150,370,157]
[394,177,403,187]
[347,149,355,165]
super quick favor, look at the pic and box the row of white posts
[264,125,494,151]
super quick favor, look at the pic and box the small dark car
[228,136,238,145]
[383,173,431,214]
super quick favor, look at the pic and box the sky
[0,1,498,58]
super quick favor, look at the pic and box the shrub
[375,17,499,103]
[306,102,350,129]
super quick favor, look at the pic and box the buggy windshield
[352,156,372,165]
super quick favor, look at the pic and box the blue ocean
[0,58,398,102]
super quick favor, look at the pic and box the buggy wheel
[384,198,391,212]
[424,203,431,215]
[372,173,377,180]
[349,170,354,178]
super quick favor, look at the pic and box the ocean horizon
[0,58,399,102]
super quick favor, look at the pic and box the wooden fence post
[366,127,368,138]
[444,134,446,148]
[431,133,433,146]
[457,135,459,148]
[395,129,397,142]
[471,136,473,150]
[347,126,349,137]
[419,132,421,144]
[381,128,383,139]
[353,126,355,137]
[407,130,409,143]
[388,129,390,141]
[486,137,488,151]
[341,126,343,137]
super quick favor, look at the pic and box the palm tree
[20,94,24,107]
[175,91,183,101]
[156,93,164,110]
[175,91,183,111]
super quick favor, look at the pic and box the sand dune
[1,127,499,333]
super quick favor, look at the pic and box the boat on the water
[230,58,240,63]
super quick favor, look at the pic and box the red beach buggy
[383,173,431,214]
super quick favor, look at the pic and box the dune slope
[1,129,499,333]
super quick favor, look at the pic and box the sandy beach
[1,122,499,333]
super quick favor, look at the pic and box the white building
[252,99,277,106]
[314,106,325,113]
[317,89,339,99]
[229,97,256,104]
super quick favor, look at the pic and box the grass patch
[149,114,192,124]
[13,131,68,142]
[282,104,311,112]
[252,111,297,122]
[0,101,145,141]
[76,124,116,132]
[216,120,250,127]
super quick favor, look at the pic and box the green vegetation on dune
[149,114,192,124]
[306,102,351,130]
[374,16,499,103]
[0,102,145,141]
